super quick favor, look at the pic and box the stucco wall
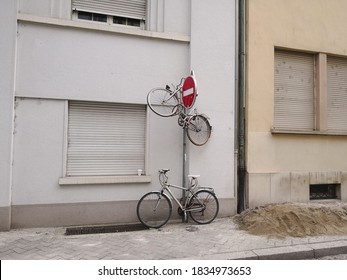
[0,0,17,230]
[5,0,237,228]
[246,0,347,207]
[190,0,236,201]
[15,22,190,103]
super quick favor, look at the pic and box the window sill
[59,175,151,185]
[17,13,190,43]
[271,128,347,136]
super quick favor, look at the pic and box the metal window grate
[309,184,338,200]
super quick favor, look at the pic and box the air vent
[309,184,340,200]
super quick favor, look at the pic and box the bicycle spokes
[188,190,219,224]
[187,115,211,146]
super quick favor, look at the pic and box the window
[77,11,107,22]
[72,0,146,28]
[327,56,347,133]
[310,184,340,200]
[66,101,146,177]
[274,49,347,134]
[274,50,315,131]
[113,16,141,27]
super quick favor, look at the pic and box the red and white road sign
[182,75,197,109]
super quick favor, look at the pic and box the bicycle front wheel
[188,190,219,224]
[147,88,179,117]
[186,115,212,146]
[136,191,172,228]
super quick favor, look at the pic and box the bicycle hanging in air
[146,71,212,146]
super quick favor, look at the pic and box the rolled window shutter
[72,0,147,20]
[274,50,315,131]
[327,56,347,132]
[67,101,146,176]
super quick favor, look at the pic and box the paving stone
[0,218,347,260]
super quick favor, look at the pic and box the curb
[199,240,347,260]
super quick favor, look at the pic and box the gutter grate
[65,223,148,235]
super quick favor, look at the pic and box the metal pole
[182,116,188,223]
[182,70,194,223]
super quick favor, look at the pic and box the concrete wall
[0,0,17,231]
[190,0,236,200]
[246,0,347,207]
[1,0,237,229]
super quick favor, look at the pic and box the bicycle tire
[186,114,212,146]
[147,88,179,117]
[188,190,219,224]
[136,191,172,228]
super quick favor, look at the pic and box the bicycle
[147,78,186,118]
[177,109,211,146]
[147,78,212,146]
[136,169,219,228]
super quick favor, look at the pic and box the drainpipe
[237,0,246,213]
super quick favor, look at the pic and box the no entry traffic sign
[182,75,197,109]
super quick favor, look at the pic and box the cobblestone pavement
[317,254,347,260]
[1,218,347,260]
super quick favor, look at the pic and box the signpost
[181,71,197,222]
[181,74,197,109]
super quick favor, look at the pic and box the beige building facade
[245,0,347,207]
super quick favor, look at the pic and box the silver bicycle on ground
[147,79,212,146]
[136,169,219,228]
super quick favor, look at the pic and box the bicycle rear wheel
[136,191,172,228]
[186,115,212,146]
[147,88,179,117]
[188,190,219,224]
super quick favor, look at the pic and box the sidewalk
[1,217,347,260]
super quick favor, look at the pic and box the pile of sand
[234,202,347,238]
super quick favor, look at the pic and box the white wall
[8,0,237,227]
[0,0,17,230]
[12,0,193,206]
[16,23,190,103]
[189,0,236,200]
[11,98,184,204]
[18,0,191,34]
[18,0,71,19]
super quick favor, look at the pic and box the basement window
[309,184,340,200]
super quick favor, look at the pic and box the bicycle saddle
[188,174,200,179]
[160,169,170,173]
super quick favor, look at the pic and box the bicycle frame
[162,183,192,211]
[178,109,209,127]
[166,78,185,99]
[158,171,212,213]
[165,87,181,104]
